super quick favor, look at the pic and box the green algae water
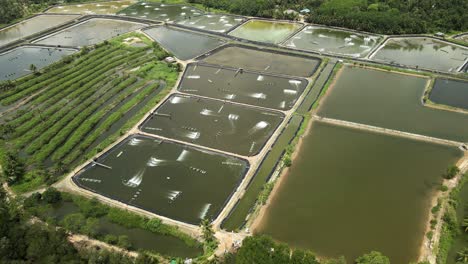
[75,135,248,224]
[318,66,468,142]
[229,20,302,44]
[0,14,79,47]
[257,121,462,263]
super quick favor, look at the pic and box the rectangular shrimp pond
[177,64,308,110]
[284,25,382,58]
[143,26,224,60]
[0,46,76,81]
[118,2,202,22]
[371,37,468,72]
[46,0,135,15]
[176,14,245,33]
[140,94,284,156]
[74,135,249,225]
[430,78,468,110]
[317,66,468,142]
[34,18,146,47]
[256,121,462,263]
[0,14,79,47]
[201,45,321,77]
[228,19,302,44]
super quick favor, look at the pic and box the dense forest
[0,0,79,24]
[191,0,468,34]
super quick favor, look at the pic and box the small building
[164,57,176,63]
[300,8,311,14]
[435,32,445,38]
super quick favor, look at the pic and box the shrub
[42,187,62,204]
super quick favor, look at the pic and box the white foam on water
[360,45,371,49]
[186,131,200,140]
[303,30,312,34]
[197,26,206,29]
[251,93,266,99]
[147,157,166,167]
[189,21,196,25]
[129,138,142,146]
[350,34,359,39]
[289,80,302,86]
[318,34,330,38]
[287,42,296,48]
[123,170,144,188]
[187,75,200,79]
[284,89,297,95]
[168,190,181,201]
[154,7,160,10]
[206,14,213,18]
[307,26,313,30]
[225,94,236,100]
[181,12,186,15]
[228,114,239,120]
[346,42,355,46]
[344,37,352,42]
[176,149,189,162]
[160,14,167,17]
[225,23,233,27]
[249,121,269,134]
[199,203,211,219]
[257,75,264,81]
[181,6,188,9]
[235,18,243,21]
[170,96,183,104]
[200,108,215,116]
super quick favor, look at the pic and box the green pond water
[229,20,302,44]
[118,2,202,22]
[318,66,468,142]
[202,46,320,77]
[140,94,284,156]
[47,0,135,15]
[143,26,224,60]
[35,18,146,47]
[372,37,468,72]
[0,46,76,81]
[257,121,462,263]
[447,181,468,264]
[75,135,248,224]
[46,202,202,257]
[178,64,308,110]
[0,14,79,47]
[176,14,245,33]
[284,25,382,58]
[430,78,468,110]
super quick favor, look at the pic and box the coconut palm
[462,217,468,233]
[457,248,468,263]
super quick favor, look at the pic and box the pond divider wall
[72,133,251,225]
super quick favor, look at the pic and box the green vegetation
[0,34,180,193]
[355,251,390,264]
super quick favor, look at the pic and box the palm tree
[462,217,468,233]
[29,64,37,74]
[200,218,215,243]
[457,248,468,263]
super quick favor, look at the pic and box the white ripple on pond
[128,138,143,146]
[199,203,211,219]
[147,157,166,167]
[176,149,189,162]
[123,170,144,188]
[284,89,298,95]
[168,190,181,201]
[200,108,215,116]
[186,131,200,140]
[248,121,269,134]
[251,93,266,99]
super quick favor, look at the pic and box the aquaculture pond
[140,94,284,156]
[75,135,249,224]
[317,66,468,142]
[202,46,321,77]
[143,26,224,60]
[229,20,302,44]
[371,37,468,72]
[0,46,76,81]
[44,202,202,258]
[118,2,202,22]
[0,14,79,47]
[256,121,462,263]
[178,64,308,110]
[430,78,468,110]
[284,25,382,58]
[34,18,146,47]
[176,14,245,33]
[47,0,135,15]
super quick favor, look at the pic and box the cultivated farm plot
[34,18,146,47]
[143,26,224,60]
[178,64,308,110]
[202,45,321,77]
[0,14,79,47]
[74,135,249,224]
[140,94,284,156]
[371,37,468,72]
[317,66,468,142]
[284,25,382,58]
[46,0,136,15]
[176,14,245,33]
[118,2,202,22]
[0,46,77,81]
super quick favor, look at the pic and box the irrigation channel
[1,1,468,262]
